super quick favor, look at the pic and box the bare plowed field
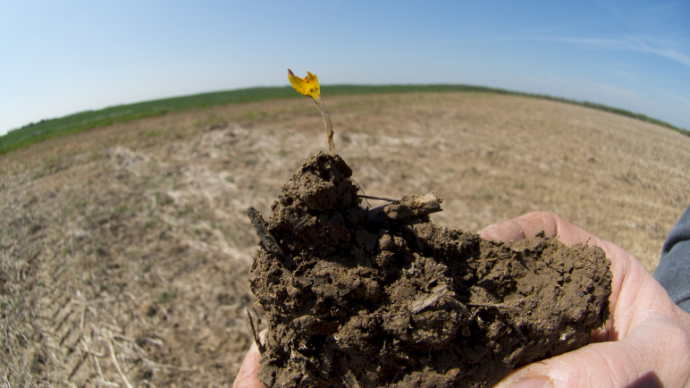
[2,93,689,387]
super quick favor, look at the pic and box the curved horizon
[2,83,686,156]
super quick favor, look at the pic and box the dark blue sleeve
[654,204,690,314]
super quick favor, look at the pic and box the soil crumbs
[250,153,612,388]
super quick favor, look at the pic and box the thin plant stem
[313,98,335,156]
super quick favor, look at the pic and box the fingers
[495,315,690,388]
[478,211,597,247]
[232,336,267,388]
[232,341,264,388]
[478,216,530,245]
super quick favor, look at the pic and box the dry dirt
[249,153,612,388]
[1,92,689,387]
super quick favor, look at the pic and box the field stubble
[1,93,689,387]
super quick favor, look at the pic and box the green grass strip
[1,84,687,155]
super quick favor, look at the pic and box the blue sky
[1,0,689,135]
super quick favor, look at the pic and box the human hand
[233,330,266,388]
[481,212,690,388]
[233,212,690,388]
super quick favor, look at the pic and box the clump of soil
[249,152,612,388]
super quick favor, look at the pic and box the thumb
[495,316,690,388]
[232,340,265,388]
[233,330,268,388]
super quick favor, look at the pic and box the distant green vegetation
[1,84,687,155]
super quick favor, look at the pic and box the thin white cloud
[443,35,690,69]
[557,36,690,68]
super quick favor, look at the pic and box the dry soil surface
[1,92,689,387]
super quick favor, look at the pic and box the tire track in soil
[2,129,270,386]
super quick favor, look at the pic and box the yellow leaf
[287,69,321,100]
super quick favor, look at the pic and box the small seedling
[287,69,335,156]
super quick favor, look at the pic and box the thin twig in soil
[68,352,88,381]
[350,178,371,208]
[75,290,87,329]
[247,309,266,353]
[108,339,133,388]
[93,355,116,387]
[356,195,399,203]
[247,207,283,258]
[80,346,106,358]
[139,337,163,346]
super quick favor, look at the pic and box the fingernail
[511,378,553,388]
